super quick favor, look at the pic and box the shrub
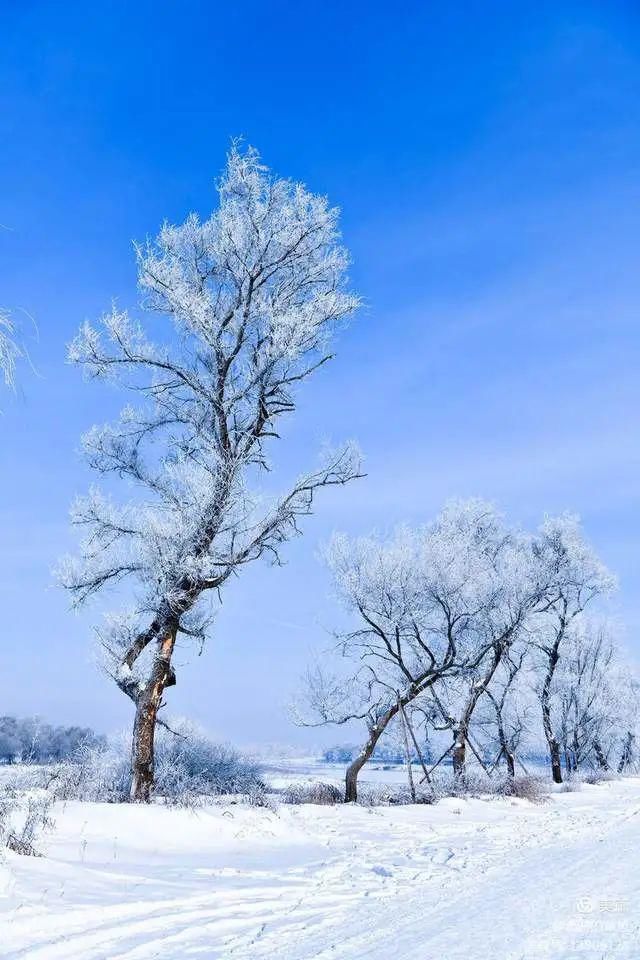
[415,768,549,803]
[281,782,438,807]
[281,781,343,805]
[58,733,131,803]
[58,723,264,805]
[582,769,617,785]
[428,768,492,799]
[0,777,55,857]
[557,777,582,793]
[357,785,436,806]
[500,775,548,803]
[155,731,264,805]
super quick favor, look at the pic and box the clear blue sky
[1,1,639,747]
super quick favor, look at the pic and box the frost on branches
[301,500,543,800]
[535,617,638,777]
[0,310,20,387]
[299,501,623,800]
[59,145,361,801]
[529,514,615,782]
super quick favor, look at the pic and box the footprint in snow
[430,848,455,865]
[371,865,393,877]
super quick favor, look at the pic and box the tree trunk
[593,739,609,771]
[492,701,515,779]
[345,704,399,802]
[451,727,467,780]
[131,695,160,802]
[453,642,503,782]
[130,626,177,802]
[401,700,432,785]
[505,748,515,779]
[452,726,466,781]
[618,732,635,773]
[540,641,563,783]
[398,700,416,802]
[547,737,562,783]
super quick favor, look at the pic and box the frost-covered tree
[530,516,614,783]
[60,145,361,801]
[547,620,639,775]
[425,620,538,783]
[437,578,536,784]
[444,647,536,779]
[553,620,615,773]
[0,716,104,764]
[476,651,534,777]
[0,310,20,387]
[299,500,539,801]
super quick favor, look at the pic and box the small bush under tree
[59,724,264,805]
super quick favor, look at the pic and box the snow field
[1,778,639,959]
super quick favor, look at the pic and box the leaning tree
[60,145,361,801]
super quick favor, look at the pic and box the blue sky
[1,1,639,746]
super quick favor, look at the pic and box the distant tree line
[323,743,434,765]
[0,716,105,764]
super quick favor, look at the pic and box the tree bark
[593,739,609,771]
[504,747,515,779]
[398,700,416,802]
[345,704,399,802]
[545,733,563,783]
[130,625,177,802]
[453,643,503,782]
[540,639,563,783]
[452,727,466,780]
[492,700,515,779]
[618,732,635,773]
[495,714,515,779]
[542,709,563,784]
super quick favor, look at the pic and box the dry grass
[281,781,344,805]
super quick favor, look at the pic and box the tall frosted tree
[60,146,361,800]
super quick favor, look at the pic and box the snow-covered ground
[2,778,639,959]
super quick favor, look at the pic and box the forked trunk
[453,642,503,782]
[130,625,177,802]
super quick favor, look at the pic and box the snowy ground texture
[2,778,640,960]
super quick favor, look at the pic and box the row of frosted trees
[299,501,636,800]
[4,144,633,803]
